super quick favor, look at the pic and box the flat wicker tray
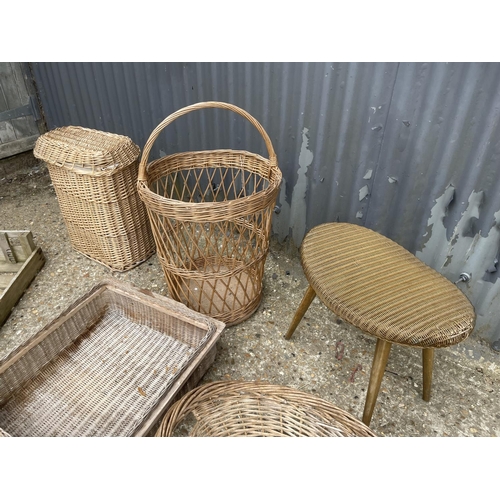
[0,280,224,437]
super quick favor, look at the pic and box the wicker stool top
[301,223,475,348]
[155,380,375,437]
[34,126,140,173]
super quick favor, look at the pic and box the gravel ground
[1,158,500,437]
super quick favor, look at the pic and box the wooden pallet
[0,231,45,327]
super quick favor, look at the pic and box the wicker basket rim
[156,380,376,437]
[42,160,140,178]
[137,151,282,210]
[0,279,226,371]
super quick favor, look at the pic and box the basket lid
[34,126,140,172]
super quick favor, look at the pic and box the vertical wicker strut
[34,126,155,271]
[137,102,282,326]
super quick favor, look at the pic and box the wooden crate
[0,231,45,327]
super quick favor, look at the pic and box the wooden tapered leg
[285,285,316,340]
[422,348,434,402]
[362,339,392,426]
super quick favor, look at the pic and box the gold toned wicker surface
[286,222,476,426]
[0,280,225,437]
[155,380,376,437]
[34,126,155,271]
[137,102,282,326]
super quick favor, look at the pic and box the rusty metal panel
[30,62,500,345]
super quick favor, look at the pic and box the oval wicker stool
[285,222,476,427]
[155,380,375,437]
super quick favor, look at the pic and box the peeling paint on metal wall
[287,128,313,247]
[31,62,500,345]
[417,188,500,341]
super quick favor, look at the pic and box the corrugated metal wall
[31,62,500,345]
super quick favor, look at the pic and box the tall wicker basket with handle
[137,102,282,326]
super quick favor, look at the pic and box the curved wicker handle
[138,101,276,181]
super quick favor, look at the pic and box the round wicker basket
[137,102,282,326]
[155,380,376,437]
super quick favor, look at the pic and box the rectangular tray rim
[0,279,225,437]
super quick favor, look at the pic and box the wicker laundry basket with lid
[137,102,282,326]
[34,126,155,271]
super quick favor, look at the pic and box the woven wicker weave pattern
[301,223,476,348]
[138,102,282,325]
[0,280,224,437]
[155,380,376,437]
[34,126,155,271]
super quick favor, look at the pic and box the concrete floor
[1,158,500,437]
